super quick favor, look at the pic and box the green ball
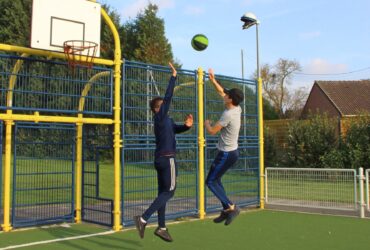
[191,34,208,51]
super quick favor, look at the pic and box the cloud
[304,58,348,74]
[299,31,321,40]
[184,6,204,15]
[121,0,175,19]
[242,0,276,6]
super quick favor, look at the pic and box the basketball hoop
[63,40,98,71]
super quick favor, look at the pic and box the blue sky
[102,0,370,90]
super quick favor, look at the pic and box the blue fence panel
[0,54,113,115]
[121,61,198,226]
[204,73,259,213]
[12,122,75,228]
[82,124,113,226]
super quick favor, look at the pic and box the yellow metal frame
[101,8,123,231]
[0,4,122,232]
[197,68,206,219]
[257,77,265,209]
[196,71,264,216]
[0,3,264,232]
[0,44,113,66]
[75,71,111,223]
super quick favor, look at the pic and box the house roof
[315,80,370,116]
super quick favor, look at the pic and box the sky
[101,0,370,90]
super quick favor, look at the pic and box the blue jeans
[206,150,239,210]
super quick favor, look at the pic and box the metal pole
[197,68,206,219]
[256,22,265,209]
[241,49,244,80]
[256,24,260,78]
[2,120,13,232]
[101,8,123,232]
[241,49,247,171]
[359,168,365,218]
[366,170,369,211]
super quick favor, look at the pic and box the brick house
[301,80,370,118]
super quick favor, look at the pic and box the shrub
[286,113,337,168]
[319,148,347,169]
[264,126,277,167]
[343,115,370,169]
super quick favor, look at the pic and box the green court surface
[1,210,370,250]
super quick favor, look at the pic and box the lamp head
[241,12,259,29]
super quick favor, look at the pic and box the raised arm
[157,62,177,118]
[208,68,225,97]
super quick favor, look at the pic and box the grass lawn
[1,210,370,250]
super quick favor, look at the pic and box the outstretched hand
[184,114,193,127]
[208,68,215,82]
[204,120,211,127]
[207,68,225,97]
[169,62,177,77]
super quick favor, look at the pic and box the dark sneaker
[154,227,173,242]
[224,206,240,226]
[213,210,228,223]
[134,216,147,239]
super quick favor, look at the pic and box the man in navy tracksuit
[134,62,193,242]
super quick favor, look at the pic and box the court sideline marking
[0,230,116,250]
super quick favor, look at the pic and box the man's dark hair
[223,88,244,106]
[150,97,163,113]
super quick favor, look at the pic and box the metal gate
[366,169,370,213]
[12,122,75,228]
[82,125,113,226]
[204,74,260,212]
[121,61,199,226]
[265,167,357,212]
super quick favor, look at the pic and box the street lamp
[241,12,260,78]
[241,12,265,209]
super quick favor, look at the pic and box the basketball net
[63,40,97,74]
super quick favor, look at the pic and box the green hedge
[264,114,370,169]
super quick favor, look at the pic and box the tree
[263,98,279,120]
[100,4,123,59]
[122,4,177,66]
[0,0,32,47]
[260,58,306,118]
[284,86,309,118]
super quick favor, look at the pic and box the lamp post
[241,12,265,209]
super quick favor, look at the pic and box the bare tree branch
[259,58,304,118]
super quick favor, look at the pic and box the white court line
[0,230,116,250]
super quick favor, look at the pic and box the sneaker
[134,216,147,239]
[224,206,240,226]
[154,227,173,242]
[213,210,228,223]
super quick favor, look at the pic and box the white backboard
[31,0,101,57]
